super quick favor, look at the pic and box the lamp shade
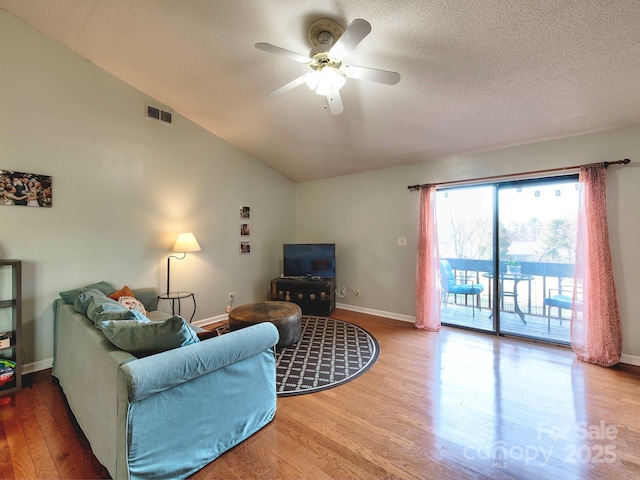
[172,232,201,253]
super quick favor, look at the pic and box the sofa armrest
[120,322,279,403]
[130,287,159,312]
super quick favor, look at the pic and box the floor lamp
[166,232,201,294]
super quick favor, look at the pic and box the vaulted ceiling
[2,0,640,181]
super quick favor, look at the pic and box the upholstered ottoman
[229,301,302,349]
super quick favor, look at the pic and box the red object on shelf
[0,371,15,387]
[0,359,16,387]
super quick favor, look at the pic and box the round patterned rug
[275,316,380,397]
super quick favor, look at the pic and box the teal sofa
[52,285,279,480]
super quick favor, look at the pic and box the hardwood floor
[2,309,640,479]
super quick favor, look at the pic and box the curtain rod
[407,158,631,191]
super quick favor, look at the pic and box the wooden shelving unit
[0,260,22,395]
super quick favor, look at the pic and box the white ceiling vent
[145,103,173,125]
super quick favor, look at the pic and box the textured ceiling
[2,0,640,182]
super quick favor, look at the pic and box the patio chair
[543,285,582,332]
[439,260,484,317]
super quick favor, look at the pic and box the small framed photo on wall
[240,241,251,255]
[240,206,250,219]
[240,223,250,236]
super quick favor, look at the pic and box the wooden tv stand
[270,277,336,316]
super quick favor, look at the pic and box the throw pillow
[118,296,147,315]
[108,285,135,301]
[59,281,116,304]
[99,315,199,356]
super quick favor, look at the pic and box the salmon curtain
[571,163,622,366]
[415,185,441,331]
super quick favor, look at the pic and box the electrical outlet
[397,237,407,246]
[355,289,361,296]
[227,292,234,302]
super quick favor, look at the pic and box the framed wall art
[1,169,52,207]
[239,206,251,254]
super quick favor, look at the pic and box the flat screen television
[283,243,336,278]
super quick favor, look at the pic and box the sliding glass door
[497,178,578,343]
[436,185,495,332]
[436,176,578,344]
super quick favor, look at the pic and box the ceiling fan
[256,18,401,115]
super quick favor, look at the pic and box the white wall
[297,125,640,360]
[0,11,296,370]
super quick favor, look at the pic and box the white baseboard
[23,358,53,375]
[620,353,640,366]
[192,314,228,328]
[336,302,415,323]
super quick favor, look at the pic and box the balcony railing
[441,258,574,344]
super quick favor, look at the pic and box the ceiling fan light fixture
[257,18,400,112]
[304,71,319,91]
[313,66,346,96]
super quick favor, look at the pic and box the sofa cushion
[130,287,160,312]
[146,310,174,322]
[99,315,199,356]
[60,281,116,304]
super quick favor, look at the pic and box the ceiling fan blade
[326,90,344,115]
[329,19,371,62]
[255,42,312,64]
[266,74,309,98]
[344,65,401,85]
